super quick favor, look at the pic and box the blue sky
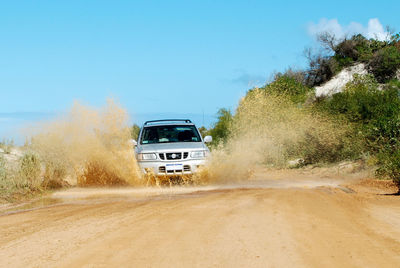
[1,0,400,138]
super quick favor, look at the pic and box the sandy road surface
[1,169,400,267]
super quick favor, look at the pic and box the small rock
[288,158,304,168]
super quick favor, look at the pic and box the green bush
[369,46,400,82]
[315,74,400,186]
[333,34,387,65]
[265,75,313,103]
[317,75,381,122]
[376,145,400,188]
[294,124,362,165]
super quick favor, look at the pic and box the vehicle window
[141,125,201,144]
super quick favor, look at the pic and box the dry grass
[0,139,14,154]
[0,152,45,203]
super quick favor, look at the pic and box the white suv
[133,119,212,177]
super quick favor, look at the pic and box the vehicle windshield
[140,125,202,144]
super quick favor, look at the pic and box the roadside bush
[42,159,68,189]
[19,152,42,189]
[0,155,7,184]
[315,74,400,187]
[265,75,313,104]
[230,88,351,166]
[376,146,400,189]
[0,155,16,198]
[316,74,381,123]
[0,139,14,154]
[295,125,362,165]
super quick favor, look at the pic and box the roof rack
[144,119,192,125]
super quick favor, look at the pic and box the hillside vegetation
[207,32,400,190]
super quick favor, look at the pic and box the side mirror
[204,136,212,143]
[131,139,137,147]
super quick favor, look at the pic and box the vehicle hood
[137,142,207,153]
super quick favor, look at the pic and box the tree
[208,108,233,146]
[131,124,140,140]
[197,126,208,138]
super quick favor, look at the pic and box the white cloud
[307,18,390,41]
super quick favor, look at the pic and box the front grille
[166,152,182,160]
[158,152,189,161]
[184,165,190,171]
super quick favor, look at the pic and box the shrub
[376,145,400,189]
[294,124,362,165]
[369,46,400,82]
[273,68,307,86]
[0,139,14,154]
[334,39,358,62]
[315,74,400,187]
[317,74,381,123]
[0,155,15,197]
[19,152,42,189]
[0,155,7,183]
[265,75,313,103]
[42,159,68,189]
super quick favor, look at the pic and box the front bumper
[137,159,207,176]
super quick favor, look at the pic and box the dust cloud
[199,89,346,183]
[27,99,141,186]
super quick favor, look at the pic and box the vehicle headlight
[190,150,207,159]
[137,153,157,161]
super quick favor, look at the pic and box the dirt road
[1,169,400,267]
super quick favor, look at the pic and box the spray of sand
[27,99,141,186]
[198,89,347,183]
